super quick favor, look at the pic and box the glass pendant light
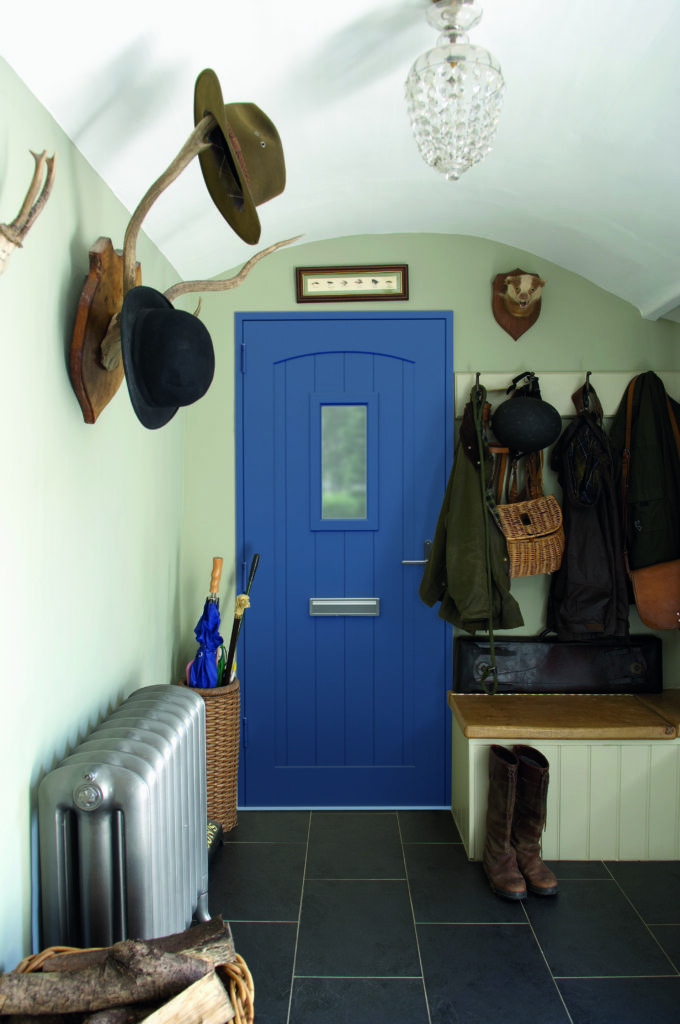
[405,0,505,180]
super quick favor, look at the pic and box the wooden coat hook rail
[455,371,680,421]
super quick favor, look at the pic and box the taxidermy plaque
[492,267,545,340]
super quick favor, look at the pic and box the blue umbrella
[189,558,224,689]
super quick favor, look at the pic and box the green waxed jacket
[609,371,680,571]
[419,398,524,633]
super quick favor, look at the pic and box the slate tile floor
[209,811,680,1023]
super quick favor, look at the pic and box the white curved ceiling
[5,0,680,319]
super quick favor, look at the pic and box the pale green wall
[180,232,680,678]
[0,59,189,969]
[4,53,680,972]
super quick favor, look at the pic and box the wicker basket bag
[496,449,565,578]
[498,494,564,577]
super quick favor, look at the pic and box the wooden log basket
[3,917,254,1024]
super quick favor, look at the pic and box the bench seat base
[449,691,680,862]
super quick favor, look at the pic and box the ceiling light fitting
[405,0,505,180]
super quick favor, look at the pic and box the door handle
[401,539,432,565]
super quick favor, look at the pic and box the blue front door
[236,311,453,807]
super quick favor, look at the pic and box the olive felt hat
[120,285,215,430]
[194,68,286,245]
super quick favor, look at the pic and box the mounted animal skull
[0,150,56,276]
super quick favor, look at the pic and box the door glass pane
[321,404,367,519]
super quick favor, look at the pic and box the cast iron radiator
[38,684,210,948]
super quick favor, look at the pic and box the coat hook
[584,370,592,408]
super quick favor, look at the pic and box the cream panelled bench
[449,690,680,862]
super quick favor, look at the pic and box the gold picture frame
[296,264,409,303]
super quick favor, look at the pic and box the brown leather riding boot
[482,745,527,900]
[511,745,559,896]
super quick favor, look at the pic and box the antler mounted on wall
[0,150,56,276]
[69,88,299,424]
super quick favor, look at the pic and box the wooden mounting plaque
[69,237,141,423]
[491,267,542,341]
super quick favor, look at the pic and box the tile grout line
[520,900,575,1024]
[228,918,299,924]
[397,811,433,1024]
[554,973,680,980]
[293,973,425,980]
[601,865,680,979]
[285,810,313,1024]
[304,875,407,881]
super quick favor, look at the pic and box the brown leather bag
[622,376,680,630]
[629,560,680,630]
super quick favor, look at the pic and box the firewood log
[0,918,236,1017]
[40,917,231,973]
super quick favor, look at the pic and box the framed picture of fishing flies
[296,264,409,302]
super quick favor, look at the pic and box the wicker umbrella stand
[190,678,240,834]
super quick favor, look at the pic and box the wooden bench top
[635,689,680,730]
[447,691,677,740]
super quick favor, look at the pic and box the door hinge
[242,716,248,748]
[240,340,247,374]
[242,560,248,591]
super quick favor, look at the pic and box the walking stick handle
[210,557,223,596]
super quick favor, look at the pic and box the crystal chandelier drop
[405,0,505,180]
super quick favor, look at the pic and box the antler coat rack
[0,150,56,276]
[69,70,299,423]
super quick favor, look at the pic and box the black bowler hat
[120,285,215,429]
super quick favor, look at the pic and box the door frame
[234,310,454,807]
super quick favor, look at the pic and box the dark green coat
[609,371,680,571]
[419,400,524,633]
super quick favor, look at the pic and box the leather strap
[507,458,518,503]
[499,448,548,503]
[620,375,638,548]
[505,450,543,504]
[489,448,508,505]
[525,450,544,500]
